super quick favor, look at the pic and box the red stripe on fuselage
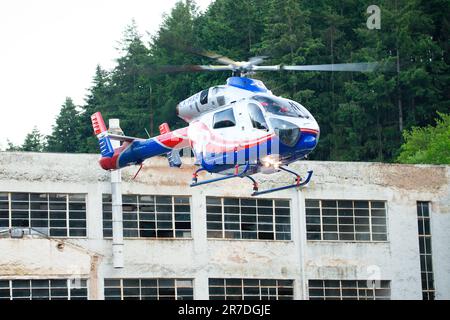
[188,121,275,153]
[153,120,318,154]
[300,128,319,134]
[155,127,190,149]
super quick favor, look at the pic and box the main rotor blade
[181,45,239,66]
[247,56,268,66]
[252,65,281,71]
[282,62,379,72]
[142,65,234,74]
[200,51,239,66]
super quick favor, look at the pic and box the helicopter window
[200,89,209,105]
[269,118,300,147]
[248,103,268,131]
[213,108,236,129]
[217,96,225,106]
[252,96,309,119]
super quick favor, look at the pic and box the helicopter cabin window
[253,95,309,119]
[248,103,268,131]
[213,108,236,129]
[200,89,209,105]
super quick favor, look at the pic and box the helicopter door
[211,106,244,166]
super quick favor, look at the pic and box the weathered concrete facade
[0,152,449,300]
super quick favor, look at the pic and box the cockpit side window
[200,89,209,105]
[213,108,236,129]
[248,103,268,131]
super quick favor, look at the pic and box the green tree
[5,139,20,151]
[78,65,111,153]
[46,97,81,153]
[21,127,45,152]
[68,0,450,162]
[397,113,450,164]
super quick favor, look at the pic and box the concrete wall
[0,152,449,300]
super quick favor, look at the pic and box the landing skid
[190,162,258,190]
[190,163,313,196]
[252,168,313,196]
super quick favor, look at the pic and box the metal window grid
[308,279,391,300]
[102,194,191,239]
[104,278,193,300]
[0,192,86,238]
[206,197,291,240]
[209,278,294,300]
[305,200,388,242]
[0,279,88,300]
[417,201,435,300]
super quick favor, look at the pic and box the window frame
[102,194,192,239]
[209,278,294,300]
[104,278,194,300]
[417,201,435,300]
[308,279,391,300]
[0,192,87,238]
[206,197,292,241]
[0,279,88,300]
[305,199,389,242]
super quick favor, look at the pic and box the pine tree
[59,0,450,162]
[78,65,111,153]
[5,139,20,151]
[21,127,45,152]
[46,97,81,153]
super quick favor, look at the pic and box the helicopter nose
[299,125,320,150]
[302,133,318,149]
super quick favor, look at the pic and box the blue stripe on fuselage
[198,132,318,173]
[117,139,171,168]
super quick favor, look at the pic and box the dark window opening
[417,201,434,300]
[213,108,236,129]
[200,89,209,105]
[248,103,268,131]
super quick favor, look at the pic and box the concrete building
[0,152,449,300]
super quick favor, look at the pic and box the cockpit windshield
[252,95,310,119]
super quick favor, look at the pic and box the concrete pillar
[191,188,209,299]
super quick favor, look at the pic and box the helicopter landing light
[261,155,282,169]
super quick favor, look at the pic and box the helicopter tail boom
[91,112,190,171]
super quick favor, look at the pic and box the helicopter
[91,52,378,196]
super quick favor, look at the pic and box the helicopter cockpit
[245,95,317,148]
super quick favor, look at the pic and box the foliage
[45,97,81,153]
[13,0,450,164]
[397,113,450,164]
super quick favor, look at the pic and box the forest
[8,0,450,163]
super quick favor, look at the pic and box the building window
[102,195,191,238]
[206,197,291,240]
[417,201,435,300]
[0,192,86,237]
[104,278,193,300]
[305,199,387,241]
[308,280,390,300]
[209,278,294,300]
[0,279,88,300]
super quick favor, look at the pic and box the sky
[0,0,212,149]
